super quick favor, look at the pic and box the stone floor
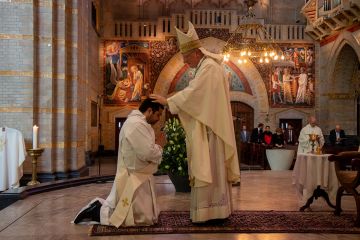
[0,170,358,240]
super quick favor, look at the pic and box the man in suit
[284,123,298,145]
[240,125,250,143]
[329,124,346,146]
[250,123,264,143]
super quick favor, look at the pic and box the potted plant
[159,118,190,192]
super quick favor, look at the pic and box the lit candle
[33,125,38,149]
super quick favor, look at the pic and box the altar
[292,153,339,210]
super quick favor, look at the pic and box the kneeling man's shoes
[74,200,102,224]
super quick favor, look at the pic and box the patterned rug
[89,211,360,236]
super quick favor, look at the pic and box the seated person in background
[250,123,264,143]
[284,123,298,145]
[272,127,285,148]
[74,98,164,227]
[329,124,346,146]
[240,125,250,143]
[262,126,273,147]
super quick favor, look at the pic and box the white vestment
[295,73,307,103]
[297,124,325,154]
[0,127,26,191]
[167,54,240,222]
[102,110,162,227]
[76,110,162,227]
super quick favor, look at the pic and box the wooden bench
[328,151,360,227]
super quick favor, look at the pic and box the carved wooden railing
[113,9,309,42]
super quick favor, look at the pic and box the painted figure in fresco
[130,65,144,101]
[108,78,132,102]
[272,67,283,104]
[306,48,314,67]
[282,67,294,104]
[295,67,308,104]
[293,48,300,71]
[305,76,314,105]
[106,42,122,85]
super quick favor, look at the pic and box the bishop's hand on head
[150,94,168,106]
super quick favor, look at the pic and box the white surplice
[0,127,26,191]
[77,110,162,227]
[297,124,325,154]
[167,53,240,222]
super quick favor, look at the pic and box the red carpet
[89,210,360,236]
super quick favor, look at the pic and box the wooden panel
[231,102,254,167]
[231,101,254,137]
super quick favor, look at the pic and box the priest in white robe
[151,22,240,223]
[0,127,26,191]
[74,99,164,227]
[297,116,325,154]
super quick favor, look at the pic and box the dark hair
[139,98,164,113]
[265,125,270,128]
[258,123,264,127]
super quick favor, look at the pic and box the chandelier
[223,0,285,64]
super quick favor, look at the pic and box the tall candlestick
[33,125,38,149]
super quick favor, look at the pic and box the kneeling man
[74,98,164,227]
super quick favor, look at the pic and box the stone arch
[323,31,360,135]
[154,36,269,126]
[324,31,360,89]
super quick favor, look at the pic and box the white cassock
[0,127,26,191]
[76,110,162,227]
[167,52,240,222]
[297,124,325,154]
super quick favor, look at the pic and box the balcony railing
[112,10,309,42]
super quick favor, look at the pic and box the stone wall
[0,0,101,180]
[315,27,360,135]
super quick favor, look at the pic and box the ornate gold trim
[0,107,79,114]
[0,34,78,48]
[323,93,355,99]
[9,0,32,4]
[180,40,202,53]
[0,70,78,80]
[39,141,84,149]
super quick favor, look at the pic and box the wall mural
[103,41,151,105]
[103,40,314,109]
[168,61,252,95]
[270,45,315,107]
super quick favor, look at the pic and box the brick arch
[323,32,360,135]
[330,44,359,92]
[167,60,253,95]
[153,37,270,126]
[325,31,360,89]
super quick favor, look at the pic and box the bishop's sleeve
[127,123,163,164]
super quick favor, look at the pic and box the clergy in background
[151,22,240,223]
[297,116,324,154]
[74,98,164,227]
[0,127,26,191]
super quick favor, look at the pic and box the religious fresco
[168,61,252,94]
[270,45,315,107]
[103,41,151,105]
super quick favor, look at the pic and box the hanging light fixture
[223,0,285,64]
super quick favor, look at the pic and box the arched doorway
[231,101,254,162]
[328,44,360,135]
